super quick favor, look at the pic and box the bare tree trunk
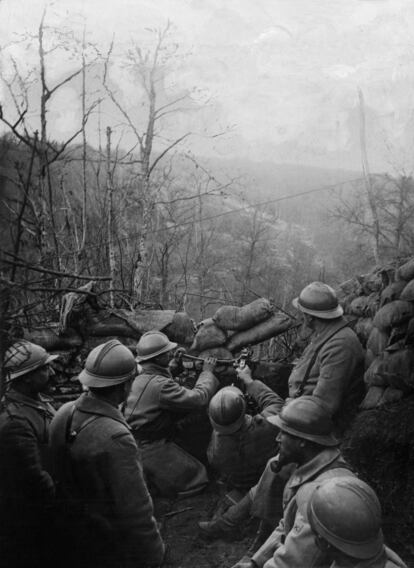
[60,176,80,273]
[106,126,116,308]
[196,183,206,318]
[80,26,88,257]
[358,88,380,264]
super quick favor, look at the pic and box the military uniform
[208,380,283,491]
[330,546,407,568]
[250,447,355,568]
[0,390,56,567]
[50,391,164,568]
[125,361,219,496]
[288,317,365,432]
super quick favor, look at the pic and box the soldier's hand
[236,365,254,386]
[203,356,217,373]
[231,556,256,568]
[173,347,187,361]
[169,347,187,377]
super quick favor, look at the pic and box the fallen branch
[164,507,194,518]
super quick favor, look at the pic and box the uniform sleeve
[251,518,286,567]
[312,335,358,414]
[246,381,284,418]
[158,370,219,411]
[106,432,165,567]
[0,417,54,501]
[262,509,325,568]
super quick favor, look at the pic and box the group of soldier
[0,282,407,568]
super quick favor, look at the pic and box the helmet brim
[210,413,245,434]
[308,502,384,559]
[6,353,60,381]
[292,297,343,319]
[268,414,339,447]
[136,340,178,362]
[78,367,136,388]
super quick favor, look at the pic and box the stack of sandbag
[189,298,293,361]
[87,309,195,347]
[338,257,414,410]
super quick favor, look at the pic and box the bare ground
[155,484,258,568]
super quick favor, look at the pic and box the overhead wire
[41,175,364,265]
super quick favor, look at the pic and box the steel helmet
[267,396,338,446]
[209,386,246,434]
[136,331,177,362]
[292,282,343,319]
[308,477,383,560]
[4,340,59,382]
[79,339,137,388]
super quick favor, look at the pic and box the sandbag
[360,272,382,294]
[88,309,176,338]
[24,326,83,350]
[337,277,362,297]
[340,293,358,315]
[226,313,292,353]
[365,349,375,370]
[354,318,374,347]
[366,327,389,356]
[83,335,138,353]
[164,312,196,346]
[366,292,380,317]
[364,357,388,388]
[373,301,414,331]
[379,386,404,406]
[212,298,273,331]
[190,318,227,352]
[359,386,385,410]
[400,280,414,302]
[397,258,414,281]
[88,314,141,338]
[406,318,414,346]
[197,346,234,361]
[349,296,371,317]
[380,281,406,307]
[376,348,414,391]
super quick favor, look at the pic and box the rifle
[174,347,260,415]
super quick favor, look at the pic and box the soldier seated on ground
[124,330,220,498]
[206,369,284,505]
[308,477,407,568]
[201,396,356,568]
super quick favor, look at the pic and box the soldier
[206,396,357,568]
[235,282,365,435]
[289,281,365,433]
[199,282,365,543]
[124,330,220,497]
[0,340,58,568]
[49,339,164,568]
[207,381,283,491]
[308,477,407,568]
[204,377,283,516]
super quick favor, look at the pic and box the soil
[154,483,259,568]
[154,475,414,568]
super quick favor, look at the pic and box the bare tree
[102,24,198,302]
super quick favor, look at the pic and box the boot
[198,516,241,541]
[198,491,253,541]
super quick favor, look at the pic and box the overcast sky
[1,0,414,173]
